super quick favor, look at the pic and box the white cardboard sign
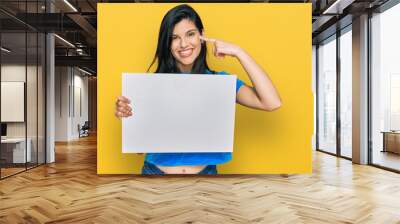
[122,73,237,153]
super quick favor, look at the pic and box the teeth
[179,49,192,57]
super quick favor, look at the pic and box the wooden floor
[1,134,400,223]
[0,167,26,178]
[1,163,45,178]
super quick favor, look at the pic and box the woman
[115,4,282,175]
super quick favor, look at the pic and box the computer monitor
[1,123,7,137]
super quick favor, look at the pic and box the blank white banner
[122,73,237,153]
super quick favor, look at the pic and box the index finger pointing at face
[200,36,216,43]
[117,96,131,104]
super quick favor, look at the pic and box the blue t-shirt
[145,70,245,166]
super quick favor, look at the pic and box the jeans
[141,161,218,175]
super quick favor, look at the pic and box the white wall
[54,67,89,141]
[1,65,26,131]
[72,73,89,138]
[1,65,38,138]
[55,66,69,141]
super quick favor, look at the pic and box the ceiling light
[322,0,355,15]
[54,34,75,48]
[1,47,11,53]
[63,0,78,12]
[78,67,93,76]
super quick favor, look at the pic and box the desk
[381,131,400,154]
[1,138,31,163]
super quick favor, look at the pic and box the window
[339,28,352,158]
[317,35,337,154]
[371,2,400,171]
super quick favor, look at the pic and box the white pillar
[352,14,369,164]
[46,1,55,163]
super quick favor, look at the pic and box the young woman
[115,4,282,175]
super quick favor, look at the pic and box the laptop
[122,73,237,153]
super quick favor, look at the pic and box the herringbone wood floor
[1,134,400,224]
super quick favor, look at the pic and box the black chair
[78,121,90,138]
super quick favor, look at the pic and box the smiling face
[170,19,202,73]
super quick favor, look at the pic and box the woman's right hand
[115,96,141,155]
[115,96,133,118]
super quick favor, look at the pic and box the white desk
[1,138,31,163]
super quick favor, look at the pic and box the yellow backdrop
[97,3,312,174]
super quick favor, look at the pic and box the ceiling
[0,0,394,75]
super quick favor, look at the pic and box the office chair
[79,121,90,138]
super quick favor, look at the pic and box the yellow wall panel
[97,3,312,174]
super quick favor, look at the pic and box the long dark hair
[147,4,212,74]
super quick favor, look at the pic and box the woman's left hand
[200,36,242,59]
[201,36,282,111]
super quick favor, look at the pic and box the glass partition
[371,3,400,171]
[1,30,28,177]
[38,32,45,165]
[0,1,46,179]
[27,30,38,169]
[317,35,337,154]
[339,27,352,158]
